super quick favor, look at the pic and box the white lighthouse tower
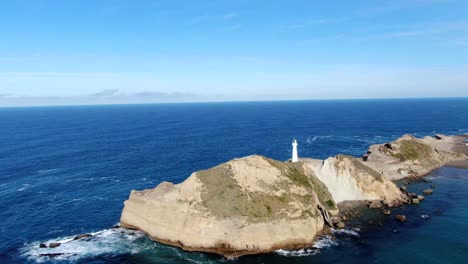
[292,138,299,162]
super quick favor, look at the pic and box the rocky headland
[118,134,467,258]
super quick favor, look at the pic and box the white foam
[275,248,320,257]
[17,184,30,191]
[20,227,150,263]
[313,235,338,248]
[332,228,360,237]
[421,214,430,219]
[38,169,60,174]
[275,235,337,257]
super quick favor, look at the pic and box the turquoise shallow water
[0,99,467,263]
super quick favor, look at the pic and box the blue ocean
[1,98,467,264]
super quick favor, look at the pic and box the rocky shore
[37,134,468,258]
[117,134,467,257]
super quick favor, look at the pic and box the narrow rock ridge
[120,134,467,257]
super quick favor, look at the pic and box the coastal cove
[0,98,467,263]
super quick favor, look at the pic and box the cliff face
[304,155,407,204]
[363,134,466,180]
[120,155,336,258]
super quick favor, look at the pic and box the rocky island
[120,134,467,258]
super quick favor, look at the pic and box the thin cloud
[91,89,120,97]
[0,90,200,107]
[134,91,196,98]
[223,12,239,20]
[280,17,347,30]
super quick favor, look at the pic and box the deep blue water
[0,98,467,264]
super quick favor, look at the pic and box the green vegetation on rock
[196,156,336,222]
[391,140,432,162]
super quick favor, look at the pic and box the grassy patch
[196,156,337,222]
[391,140,432,161]
[284,167,312,188]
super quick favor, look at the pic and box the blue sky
[1,0,468,106]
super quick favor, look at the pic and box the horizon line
[1,96,467,109]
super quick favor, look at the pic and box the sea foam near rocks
[275,235,339,257]
[20,227,149,263]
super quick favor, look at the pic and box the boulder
[369,200,382,209]
[39,243,47,248]
[336,222,345,229]
[417,195,425,201]
[332,217,340,225]
[423,189,433,194]
[412,198,420,204]
[73,234,92,240]
[382,209,391,215]
[48,243,61,248]
[395,215,406,222]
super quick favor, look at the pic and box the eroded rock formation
[120,134,467,257]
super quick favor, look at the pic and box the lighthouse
[292,138,299,162]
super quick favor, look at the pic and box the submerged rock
[395,215,406,222]
[382,209,391,215]
[39,253,64,258]
[73,233,92,240]
[423,189,433,194]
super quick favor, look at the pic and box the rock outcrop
[363,134,466,180]
[120,155,336,258]
[120,134,467,257]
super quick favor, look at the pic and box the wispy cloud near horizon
[0,89,200,107]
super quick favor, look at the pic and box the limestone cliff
[304,155,407,204]
[120,155,336,258]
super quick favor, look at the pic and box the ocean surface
[0,98,467,264]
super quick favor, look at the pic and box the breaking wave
[332,228,360,237]
[275,228,360,257]
[275,235,338,257]
[20,227,151,263]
